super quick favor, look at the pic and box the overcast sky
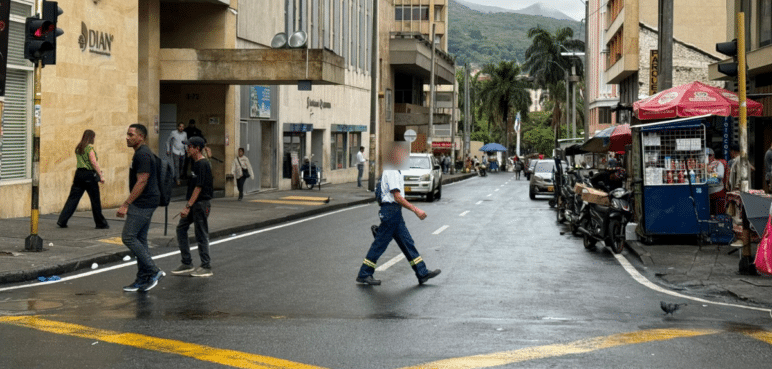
[462,0,587,21]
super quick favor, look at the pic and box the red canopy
[633,81,763,121]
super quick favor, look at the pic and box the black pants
[176,201,211,268]
[237,175,247,199]
[58,169,108,227]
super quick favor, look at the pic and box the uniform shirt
[187,158,214,203]
[76,145,96,170]
[379,170,403,204]
[357,151,365,165]
[184,125,203,140]
[129,145,160,208]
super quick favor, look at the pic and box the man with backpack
[358,142,441,286]
[171,136,214,277]
[117,124,165,292]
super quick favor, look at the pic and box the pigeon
[371,225,379,238]
[661,301,687,315]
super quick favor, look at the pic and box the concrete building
[588,0,728,130]
[0,0,372,218]
[709,0,772,188]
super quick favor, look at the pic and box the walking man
[172,136,214,277]
[357,142,441,286]
[357,146,366,187]
[117,123,165,292]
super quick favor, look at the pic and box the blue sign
[331,124,367,132]
[250,86,271,119]
[284,123,313,132]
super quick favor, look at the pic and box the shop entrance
[239,120,261,194]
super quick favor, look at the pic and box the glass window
[434,5,442,21]
[349,132,361,167]
[331,132,348,170]
[408,157,432,169]
[412,6,429,21]
[760,0,772,47]
[282,133,304,179]
[395,5,403,21]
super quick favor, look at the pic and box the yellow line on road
[0,316,328,369]
[282,196,330,202]
[742,329,772,345]
[399,328,721,369]
[99,237,123,245]
[250,199,326,206]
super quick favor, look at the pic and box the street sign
[404,129,416,143]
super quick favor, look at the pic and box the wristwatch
[185,204,191,209]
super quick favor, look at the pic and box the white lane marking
[0,204,372,292]
[495,189,500,192]
[501,185,505,187]
[459,210,470,217]
[614,253,772,314]
[487,194,492,197]
[375,254,405,272]
[433,225,449,235]
[475,201,483,205]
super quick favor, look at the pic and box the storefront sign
[283,123,313,132]
[307,97,332,109]
[431,142,452,148]
[79,22,114,56]
[331,124,367,132]
[250,86,271,118]
[649,50,658,96]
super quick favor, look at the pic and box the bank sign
[79,22,113,56]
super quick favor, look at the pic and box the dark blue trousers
[358,203,430,280]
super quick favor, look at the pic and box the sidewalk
[0,172,476,285]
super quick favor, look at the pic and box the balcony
[394,103,450,126]
[389,33,455,85]
[159,48,345,85]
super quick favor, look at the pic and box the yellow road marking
[0,316,328,369]
[250,199,326,206]
[742,329,772,344]
[99,237,123,245]
[282,196,330,202]
[399,328,721,369]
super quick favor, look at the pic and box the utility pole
[657,0,673,92]
[735,13,753,269]
[464,63,470,160]
[450,73,457,174]
[428,24,436,153]
[572,63,577,139]
[584,0,590,140]
[368,0,378,191]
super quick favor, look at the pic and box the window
[395,5,404,21]
[348,133,361,167]
[760,0,772,47]
[599,107,612,124]
[434,5,442,21]
[331,132,348,170]
[434,34,441,46]
[1,1,33,181]
[412,6,429,21]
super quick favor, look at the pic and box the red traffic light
[33,22,54,38]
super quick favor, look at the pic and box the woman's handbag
[754,214,772,275]
[242,168,250,179]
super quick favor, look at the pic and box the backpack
[155,154,175,207]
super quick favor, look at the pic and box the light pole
[560,46,585,140]
[548,60,570,140]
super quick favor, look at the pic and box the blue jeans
[176,201,211,268]
[358,203,430,280]
[357,163,364,187]
[122,205,160,282]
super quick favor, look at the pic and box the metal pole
[657,0,673,92]
[464,63,470,160]
[428,24,436,153]
[451,72,457,174]
[368,0,378,191]
[584,0,590,140]
[572,64,577,139]
[736,12,754,268]
[25,0,43,251]
[565,70,569,139]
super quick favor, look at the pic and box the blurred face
[177,123,184,132]
[383,142,409,170]
[238,149,245,157]
[187,145,201,158]
[126,127,143,148]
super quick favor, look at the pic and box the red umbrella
[633,81,763,120]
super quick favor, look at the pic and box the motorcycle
[576,186,633,254]
[563,170,592,236]
[478,164,487,177]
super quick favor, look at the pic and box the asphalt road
[1,173,772,368]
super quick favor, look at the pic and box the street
[1,173,772,368]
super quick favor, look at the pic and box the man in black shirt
[182,119,204,178]
[117,123,165,292]
[172,136,215,277]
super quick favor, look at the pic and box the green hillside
[448,0,583,67]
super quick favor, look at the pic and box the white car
[402,153,443,202]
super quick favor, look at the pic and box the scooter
[565,170,592,236]
[478,164,487,177]
[577,186,633,254]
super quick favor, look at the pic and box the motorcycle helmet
[607,158,619,169]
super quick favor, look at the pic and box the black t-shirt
[187,158,214,202]
[185,126,203,139]
[130,145,160,208]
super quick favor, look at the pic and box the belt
[381,203,400,207]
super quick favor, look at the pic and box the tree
[476,61,532,152]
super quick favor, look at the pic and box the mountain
[448,0,583,67]
[455,0,574,21]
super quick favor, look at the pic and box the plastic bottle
[689,169,695,183]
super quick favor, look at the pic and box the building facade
[0,0,371,218]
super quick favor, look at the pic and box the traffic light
[23,0,62,65]
[41,1,63,65]
[715,39,738,77]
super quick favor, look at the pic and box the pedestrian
[356,146,366,187]
[57,129,109,229]
[514,158,522,180]
[231,147,254,200]
[172,136,215,277]
[166,122,187,185]
[443,154,451,174]
[765,142,772,193]
[356,142,441,286]
[117,123,165,292]
[706,148,727,215]
[183,119,203,179]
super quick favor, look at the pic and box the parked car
[524,159,538,181]
[403,154,443,202]
[529,160,566,199]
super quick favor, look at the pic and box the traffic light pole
[735,13,755,266]
[25,0,44,251]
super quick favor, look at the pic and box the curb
[625,240,654,266]
[1,175,477,285]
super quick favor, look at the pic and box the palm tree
[476,61,532,153]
